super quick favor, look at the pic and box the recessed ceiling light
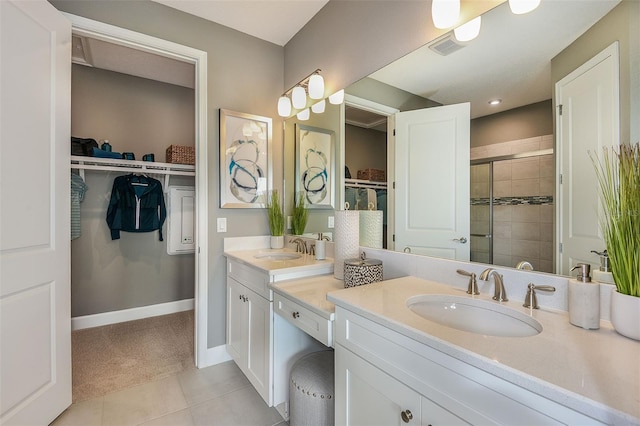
[488,99,502,105]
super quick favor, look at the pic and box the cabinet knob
[292,311,300,319]
[238,295,242,300]
[401,409,413,423]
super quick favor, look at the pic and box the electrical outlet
[217,217,227,233]
[287,216,292,229]
[328,216,335,228]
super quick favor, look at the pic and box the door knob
[292,311,300,319]
[401,409,413,423]
[453,237,468,244]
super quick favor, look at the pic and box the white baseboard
[198,344,232,368]
[71,298,195,331]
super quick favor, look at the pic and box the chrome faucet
[523,283,556,309]
[516,261,534,271]
[479,268,508,302]
[290,237,306,254]
[456,269,479,295]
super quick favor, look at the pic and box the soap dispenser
[568,263,600,329]
[315,233,326,260]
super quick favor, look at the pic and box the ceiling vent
[428,33,465,56]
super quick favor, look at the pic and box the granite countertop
[327,276,640,425]
[269,274,344,320]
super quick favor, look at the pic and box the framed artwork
[219,109,272,208]
[296,124,335,209]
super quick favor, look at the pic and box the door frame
[65,14,210,367]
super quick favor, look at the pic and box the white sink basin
[406,294,542,337]
[253,252,302,261]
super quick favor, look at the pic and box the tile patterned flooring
[52,360,287,426]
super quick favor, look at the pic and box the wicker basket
[357,168,386,182]
[165,145,195,165]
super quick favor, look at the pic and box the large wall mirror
[284,0,623,275]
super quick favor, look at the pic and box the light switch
[328,216,334,228]
[217,217,227,233]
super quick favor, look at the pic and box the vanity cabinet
[334,307,606,426]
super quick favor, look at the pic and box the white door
[556,42,619,276]
[393,103,470,260]
[0,1,72,424]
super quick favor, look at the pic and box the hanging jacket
[106,174,166,241]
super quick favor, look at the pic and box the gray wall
[470,100,553,148]
[71,65,196,316]
[347,78,441,111]
[551,0,640,145]
[52,0,284,349]
[345,125,387,175]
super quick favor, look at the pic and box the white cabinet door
[0,1,72,424]
[336,346,422,426]
[226,278,248,365]
[245,286,272,405]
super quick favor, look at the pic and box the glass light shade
[308,74,325,99]
[311,99,326,114]
[277,96,291,117]
[292,86,307,109]
[432,0,460,29]
[297,108,310,120]
[329,89,345,105]
[454,16,481,42]
[508,0,540,15]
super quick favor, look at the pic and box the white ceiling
[151,0,329,46]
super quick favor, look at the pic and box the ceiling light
[488,99,502,105]
[292,86,307,109]
[311,99,326,114]
[432,0,460,29]
[329,89,344,105]
[308,73,325,100]
[297,108,310,121]
[508,0,540,15]
[277,96,291,117]
[454,16,481,42]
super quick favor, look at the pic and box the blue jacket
[106,174,166,241]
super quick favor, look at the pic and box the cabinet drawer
[274,293,332,347]
[227,260,270,300]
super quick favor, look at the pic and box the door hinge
[559,243,563,253]
[393,129,396,136]
[558,104,563,116]
[393,181,396,189]
[393,234,395,242]
[559,174,563,184]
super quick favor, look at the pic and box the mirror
[284,0,622,273]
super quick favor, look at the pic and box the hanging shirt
[106,174,167,241]
[71,173,88,240]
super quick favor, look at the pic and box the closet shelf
[345,178,387,189]
[71,155,195,176]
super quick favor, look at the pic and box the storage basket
[165,145,195,165]
[357,168,385,182]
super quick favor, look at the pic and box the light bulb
[297,109,310,121]
[311,99,326,114]
[329,89,344,105]
[508,0,540,15]
[308,74,325,99]
[454,16,481,42]
[292,86,307,109]
[432,0,460,29]
[277,96,291,117]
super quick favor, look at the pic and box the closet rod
[345,178,387,189]
[71,163,195,177]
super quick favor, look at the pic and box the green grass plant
[291,192,309,235]
[590,143,640,297]
[266,190,284,236]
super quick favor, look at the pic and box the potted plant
[266,190,285,249]
[291,192,309,236]
[591,143,640,340]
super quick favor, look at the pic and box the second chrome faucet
[479,268,508,302]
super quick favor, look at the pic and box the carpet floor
[71,310,195,402]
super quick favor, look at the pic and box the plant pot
[270,235,284,249]
[610,290,640,341]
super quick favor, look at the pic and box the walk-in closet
[69,33,197,401]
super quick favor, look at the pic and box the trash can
[289,350,335,426]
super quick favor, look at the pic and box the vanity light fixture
[454,16,481,42]
[508,0,540,15]
[277,69,325,117]
[329,89,345,105]
[311,99,326,114]
[488,99,502,105]
[297,108,310,120]
[432,0,460,29]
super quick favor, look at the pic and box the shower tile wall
[471,135,554,273]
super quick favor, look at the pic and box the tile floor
[52,361,287,426]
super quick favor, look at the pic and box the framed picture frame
[219,109,272,208]
[295,124,335,209]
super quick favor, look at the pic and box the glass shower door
[470,163,492,264]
